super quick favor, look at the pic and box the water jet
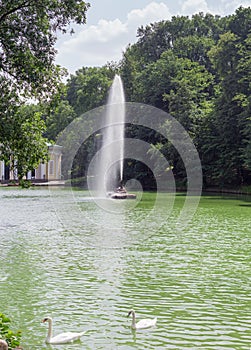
[95,74,136,199]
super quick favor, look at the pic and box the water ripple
[0,189,251,349]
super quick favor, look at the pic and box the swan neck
[131,311,136,329]
[46,318,53,342]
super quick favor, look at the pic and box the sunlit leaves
[0,0,89,178]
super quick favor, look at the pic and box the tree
[0,104,49,184]
[120,44,142,101]
[0,0,89,178]
[206,9,251,186]
[119,7,251,188]
[64,65,118,182]
[66,65,116,116]
[45,100,77,141]
[0,313,21,349]
[173,35,214,70]
[0,0,89,101]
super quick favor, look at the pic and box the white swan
[127,309,157,330]
[0,339,8,350]
[42,317,85,344]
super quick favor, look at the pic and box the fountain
[95,75,136,199]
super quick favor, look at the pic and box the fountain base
[107,186,136,200]
[110,192,136,200]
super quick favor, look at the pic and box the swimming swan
[0,339,8,350]
[42,317,85,344]
[127,309,157,330]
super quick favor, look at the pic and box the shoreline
[0,182,250,196]
[202,188,251,196]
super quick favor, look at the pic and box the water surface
[0,188,251,349]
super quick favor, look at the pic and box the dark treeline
[46,7,251,189]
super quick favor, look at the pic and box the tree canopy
[0,0,89,101]
[0,0,89,180]
[0,4,250,189]
[58,7,251,189]
[119,7,251,188]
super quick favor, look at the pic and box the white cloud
[81,19,128,43]
[55,0,250,73]
[127,2,172,26]
[220,0,250,14]
[58,18,128,54]
[56,2,172,73]
[181,0,250,17]
[181,0,210,15]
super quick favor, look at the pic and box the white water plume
[96,75,125,196]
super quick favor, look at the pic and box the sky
[55,0,250,75]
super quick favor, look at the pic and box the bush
[0,313,21,349]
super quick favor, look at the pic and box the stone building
[0,144,62,183]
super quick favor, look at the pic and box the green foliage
[0,0,89,101]
[66,65,117,116]
[46,6,251,189]
[205,8,251,186]
[0,313,21,349]
[120,6,251,188]
[45,100,77,141]
[53,65,118,182]
[0,104,49,182]
[0,0,89,180]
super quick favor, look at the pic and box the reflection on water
[0,188,251,349]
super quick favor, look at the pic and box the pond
[0,188,251,349]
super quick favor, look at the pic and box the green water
[0,188,251,349]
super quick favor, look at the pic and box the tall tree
[45,100,77,141]
[0,0,89,102]
[206,7,251,186]
[0,0,90,177]
[66,65,116,116]
[0,104,49,183]
[61,65,117,182]
[120,7,251,188]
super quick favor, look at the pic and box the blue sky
[55,0,250,75]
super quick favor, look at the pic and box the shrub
[0,313,21,349]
